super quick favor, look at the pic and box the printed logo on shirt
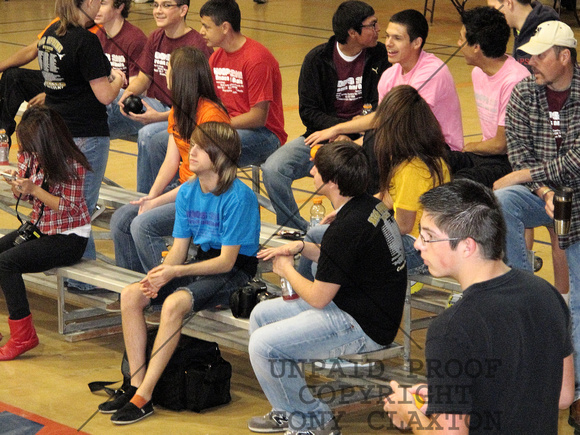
[38,36,67,90]
[105,53,127,74]
[154,51,170,77]
[549,111,562,140]
[336,76,363,102]
[213,67,245,94]
[187,210,219,239]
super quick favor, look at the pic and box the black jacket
[297,36,390,137]
[513,2,559,72]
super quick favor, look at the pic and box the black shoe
[98,386,137,414]
[111,401,154,425]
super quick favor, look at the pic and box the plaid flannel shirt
[16,153,91,235]
[505,66,580,249]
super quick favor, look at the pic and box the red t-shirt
[545,86,571,149]
[209,38,287,145]
[138,28,213,106]
[332,44,365,119]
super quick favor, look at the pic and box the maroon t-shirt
[332,44,365,119]
[545,86,571,149]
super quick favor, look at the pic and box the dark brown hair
[16,105,91,185]
[373,85,448,194]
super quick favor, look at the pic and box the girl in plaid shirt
[0,105,91,361]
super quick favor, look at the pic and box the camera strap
[15,165,49,226]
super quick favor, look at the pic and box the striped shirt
[505,67,580,249]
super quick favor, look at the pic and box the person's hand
[109,68,127,88]
[545,190,555,219]
[305,127,339,146]
[27,92,46,106]
[272,254,294,278]
[140,264,176,297]
[258,241,303,261]
[12,177,36,196]
[383,380,422,430]
[131,195,157,215]
[320,209,337,225]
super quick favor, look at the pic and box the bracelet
[541,188,554,201]
[296,240,305,255]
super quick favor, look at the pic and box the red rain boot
[0,314,39,361]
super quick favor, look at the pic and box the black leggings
[0,231,87,320]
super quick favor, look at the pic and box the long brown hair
[190,122,240,196]
[55,0,85,36]
[16,105,92,185]
[170,46,226,144]
[373,85,448,194]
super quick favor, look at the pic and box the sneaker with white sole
[98,386,137,414]
[111,401,154,425]
[248,411,289,432]
[284,418,341,435]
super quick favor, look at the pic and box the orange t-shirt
[167,98,230,183]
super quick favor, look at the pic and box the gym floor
[0,0,577,433]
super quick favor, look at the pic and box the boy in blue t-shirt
[99,122,260,425]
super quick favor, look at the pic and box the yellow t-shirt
[388,157,450,238]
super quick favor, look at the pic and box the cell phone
[0,171,16,181]
[277,230,305,240]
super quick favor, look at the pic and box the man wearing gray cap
[493,20,580,429]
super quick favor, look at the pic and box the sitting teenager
[0,105,91,360]
[249,141,407,435]
[98,122,260,425]
[374,85,450,275]
[302,86,450,280]
[110,46,229,275]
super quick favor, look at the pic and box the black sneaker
[111,401,154,425]
[98,386,137,414]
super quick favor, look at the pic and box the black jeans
[0,68,44,139]
[0,230,88,320]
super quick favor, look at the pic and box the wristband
[541,188,553,201]
[296,240,305,255]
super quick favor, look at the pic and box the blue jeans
[107,91,170,193]
[495,185,552,270]
[65,136,109,291]
[248,297,383,431]
[496,185,580,397]
[110,202,176,274]
[157,265,251,311]
[402,234,428,275]
[262,136,312,231]
[297,224,328,280]
[74,136,110,260]
[237,127,280,168]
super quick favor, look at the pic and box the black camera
[14,221,43,246]
[230,279,277,318]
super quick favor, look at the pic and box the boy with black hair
[385,179,573,434]
[448,6,530,187]
[249,141,407,435]
[200,0,287,168]
[261,0,390,231]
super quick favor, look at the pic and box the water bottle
[0,129,9,165]
[309,197,326,229]
[281,277,299,301]
[361,103,373,116]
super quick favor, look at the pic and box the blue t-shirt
[173,178,260,257]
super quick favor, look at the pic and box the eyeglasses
[417,224,461,244]
[152,2,181,10]
[360,21,379,31]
